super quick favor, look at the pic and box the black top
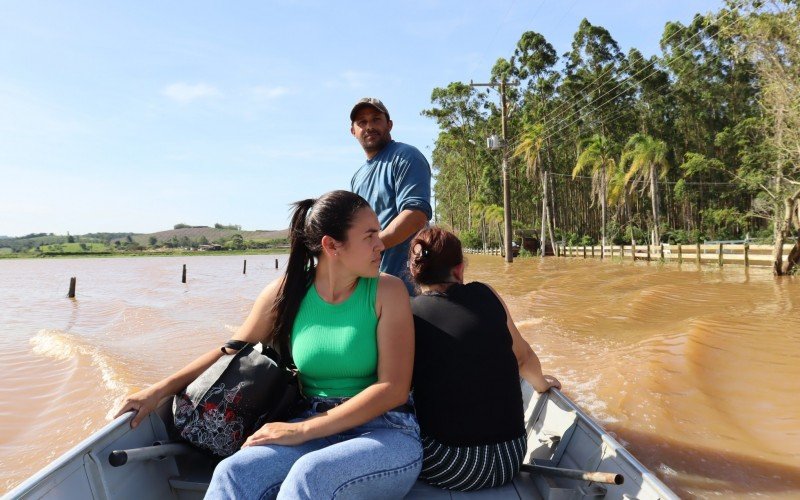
[411,282,524,446]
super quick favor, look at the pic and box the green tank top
[291,277,379,397]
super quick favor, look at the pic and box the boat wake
[29,329,129,420]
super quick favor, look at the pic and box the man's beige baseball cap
[350,97,390,122]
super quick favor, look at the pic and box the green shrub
[458,229,482,249]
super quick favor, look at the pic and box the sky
[0,0,725,237]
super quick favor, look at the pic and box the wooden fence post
[182,264,187,283]
[646,244,651,261]
[678,244,683,264]
[591,246,595,258]
[744,243,750,267]
[719,243,724,267]
[243,259,247,274]
[68,277,76,298]
[583,246,587,259]
[696,242,701,265]
[275,258,279,269]
[660,244,665,262]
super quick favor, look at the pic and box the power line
[474,0,521,73]
[550,171,743,186]
[532,6,717,133]
[523,8,736,150]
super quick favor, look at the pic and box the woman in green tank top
[116,190,422,499]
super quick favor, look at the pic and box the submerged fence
[466,243,796,267]
[556,242,795,267]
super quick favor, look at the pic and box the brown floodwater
[1,254,798,498]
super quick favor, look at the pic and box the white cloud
[324,71,380,90]
[161,83,220,104]
[251,85,291,100]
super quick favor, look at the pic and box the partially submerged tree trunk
[774,193,800,275]
[601,165,607,248]
[783,240,800,275]
[649,165,661,244]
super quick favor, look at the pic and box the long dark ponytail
[270,190,371,358]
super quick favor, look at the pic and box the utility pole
[470,76,519,263]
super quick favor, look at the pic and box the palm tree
[470,201,488,251]
[512,123,545,181]
[572,134,616,247]
[620,133,670,244]
[513,123,554,252]
[483,204,505,250]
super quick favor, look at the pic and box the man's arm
[379,209,428,249]
[381,144,432,249]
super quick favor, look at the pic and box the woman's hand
[242,421,309,447]
[535,374,561,393]
[114,386,161,429]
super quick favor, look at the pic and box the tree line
[424,0,800,274]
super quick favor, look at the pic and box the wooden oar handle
[520,463,624,485]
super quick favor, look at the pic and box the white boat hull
[6,383,678,500]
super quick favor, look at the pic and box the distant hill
[126,227,289,245]
[0,227,289,253]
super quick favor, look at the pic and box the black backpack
[172,343,300,457]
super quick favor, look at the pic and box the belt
[311,400,414,414]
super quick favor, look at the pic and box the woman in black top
[408,227,560,491]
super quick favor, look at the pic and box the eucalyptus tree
[719,0,800,274]
[659,13,758,235]
[625,48,673,139]
[620,133,670,243]
[560,19,634,144]
[423,83,490,231]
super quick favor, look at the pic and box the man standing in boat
[350,97,432,294]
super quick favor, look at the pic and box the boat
[6,382,678,499]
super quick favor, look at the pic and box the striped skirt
[418,433,527,491]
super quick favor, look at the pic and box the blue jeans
[205,399,423,500]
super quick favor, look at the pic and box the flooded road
[1,254,798,497]
[467,255,800,498]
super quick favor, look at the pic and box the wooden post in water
[678,244,683,264]
[182,264,186,283]
[660,244,665,262]
[696,242,701,265]
[591,246,595,258]
[631,245,636,262]
[243,259,247,274]
[68,277,76,298]
[646,244,651,261]
[583,246,587,259]
[275,258,279,269]
[719,243,724,267]
[744,243,750,267]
